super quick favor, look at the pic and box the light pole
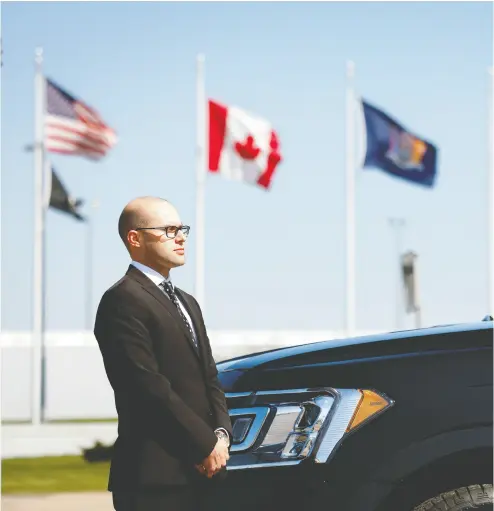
[487,67,493,317]
[388,218,406,330]
[86,200,100,331]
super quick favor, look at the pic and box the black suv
[217,319,493,511]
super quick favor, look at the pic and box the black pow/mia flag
[49,166,86,222]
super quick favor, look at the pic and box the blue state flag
[361,99,438,187]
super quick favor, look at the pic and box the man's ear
[127,230,141,248]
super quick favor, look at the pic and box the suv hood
[217,321,493,373]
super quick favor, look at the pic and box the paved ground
[2,492,113,511]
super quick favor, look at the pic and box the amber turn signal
[346,389,392,432]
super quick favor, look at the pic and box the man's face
[128,202,188,273]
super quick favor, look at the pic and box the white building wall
[1,329,381,422]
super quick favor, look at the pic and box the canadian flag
[208,100,282,190]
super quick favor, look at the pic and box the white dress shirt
[131,261,197,342]
[131,261,230,445]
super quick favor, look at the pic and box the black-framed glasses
[134,225,190,239]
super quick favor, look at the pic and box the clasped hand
[195,437,230,478]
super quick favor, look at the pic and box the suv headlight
[226,388,393,470]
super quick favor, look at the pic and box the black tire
[413,484,493,510]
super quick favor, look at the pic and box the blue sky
[1,1,492,333]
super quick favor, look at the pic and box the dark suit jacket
[94,264,232,491]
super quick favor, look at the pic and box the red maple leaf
[234,135,260,160]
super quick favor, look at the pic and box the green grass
[1,455,110,494]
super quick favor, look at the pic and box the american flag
[45,78,117,160]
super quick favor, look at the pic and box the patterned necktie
[160,281,198,350]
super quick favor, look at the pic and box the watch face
[216,431,229,445]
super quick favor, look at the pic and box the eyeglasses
[134,225,191,239]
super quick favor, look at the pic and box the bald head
[118,196,171,248]
[117,196,186,277]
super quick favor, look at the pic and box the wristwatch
[215,429,230,447]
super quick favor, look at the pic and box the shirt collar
[131,261,172,288]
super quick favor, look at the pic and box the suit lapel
[175,290,217,393]
[126,265,200,359]
[175,289,206,360]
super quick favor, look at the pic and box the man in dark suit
[94,196,232,511]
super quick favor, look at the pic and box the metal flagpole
[86,200,100,330]
[345,60,356,337]
[195,54,206,312]
[32,47,47,425]
[85,209,93,331]
[487,66,493,316]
